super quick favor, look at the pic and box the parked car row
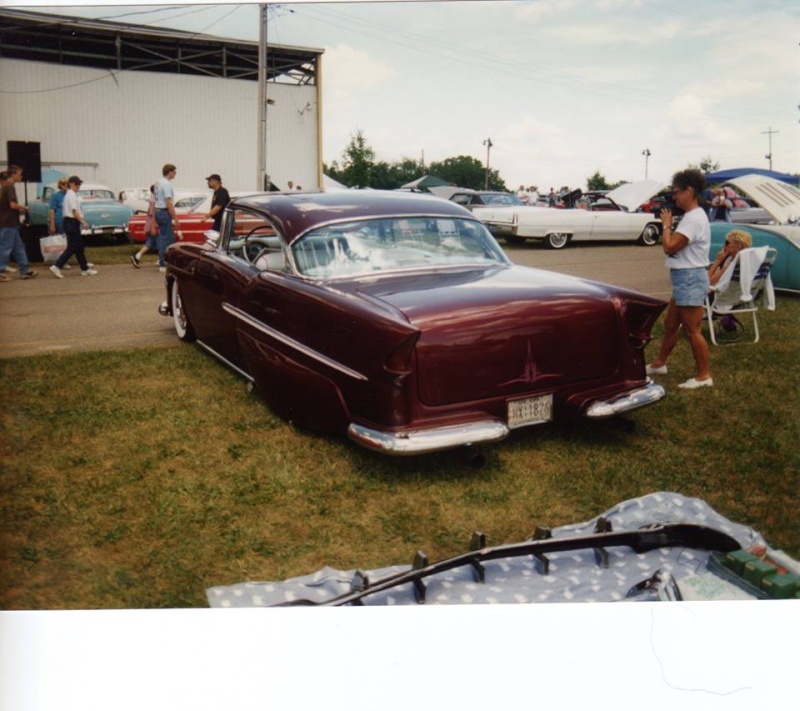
[432,180,665,249]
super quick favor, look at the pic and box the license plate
[507,394,553,429]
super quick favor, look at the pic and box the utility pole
[762,126,778,170]
[641,148,651,179]
[257,4,268,190]
[483,138,493,190]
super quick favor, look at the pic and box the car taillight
[622,299,666,349]
[384,332,420,375]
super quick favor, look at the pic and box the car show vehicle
[469,180,665,249]
[428,186,525,211]
[28,183,134,241]
[159,191,666,455]
[709,174,800,293]
[118,187,151,214]
[128,191,244,243]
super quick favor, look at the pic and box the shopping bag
[40,233,67,263]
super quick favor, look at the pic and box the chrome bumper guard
[348,420,509,456]
[584,381,665,419]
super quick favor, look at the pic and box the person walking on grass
[0,165,38,282]
[50,176,98,278]
[646,168,712,389]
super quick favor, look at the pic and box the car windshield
[175,195,205,210]
[481,193,524,206]
[79,189,115,200]
[292,217,508,279]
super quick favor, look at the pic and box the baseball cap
[68,175,83,185]
[205,174,221,182]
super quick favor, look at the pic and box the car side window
[223,208,285,271]
[42,188,52,201]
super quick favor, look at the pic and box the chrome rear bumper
[347,420,509,456]
[584,382,665,419]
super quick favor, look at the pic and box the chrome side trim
[197,340,254,384]
[584,382,665,419]
[222,302,368,382]
[347,420,509,456]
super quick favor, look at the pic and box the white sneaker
[50,265,64,279]
[5,265,17,273]
[646,363,667,375]
[678,377,713,390]
[81,268,99,276]
[159,266,166,273]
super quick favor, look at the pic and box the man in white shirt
[50,175,97,278]
[646,169,712,389]
[516,185,530,204]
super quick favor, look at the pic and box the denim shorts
[670,267,709,307]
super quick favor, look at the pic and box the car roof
[231,190,475,243]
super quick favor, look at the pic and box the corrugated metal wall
[0,58,320,196]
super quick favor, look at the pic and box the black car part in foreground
[276,521,742,607]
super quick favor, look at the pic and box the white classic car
[468,180,665,249]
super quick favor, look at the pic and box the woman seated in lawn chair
[705,230,777,344]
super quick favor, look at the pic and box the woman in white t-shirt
[646,169,712,390]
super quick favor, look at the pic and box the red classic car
[129,191,254,243]
[159,191,666,455]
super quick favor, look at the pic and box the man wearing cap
[203,174,230,233]
[154,163,181,273]
[51,175,97,278]
[0,165,38,281]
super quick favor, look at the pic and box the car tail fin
[623,298,666,348]
[384,332,420,375]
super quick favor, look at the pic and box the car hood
[719,174,800,225]
[606,180,666,211]
[353,266,656,406]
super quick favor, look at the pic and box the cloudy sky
[26,0,800,189]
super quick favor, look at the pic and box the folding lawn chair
[704,246,777,345]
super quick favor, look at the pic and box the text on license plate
[507,394,553,429]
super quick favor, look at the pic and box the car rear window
[292,217,508,279]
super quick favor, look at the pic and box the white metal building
[0,9,324,196]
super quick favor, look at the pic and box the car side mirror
[204,230,220,247]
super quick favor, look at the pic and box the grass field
[1,292,798,609]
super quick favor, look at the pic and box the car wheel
[504,235,526,246]
[546,232,569,249]
[638,224,660,246]
[171,279,196,343]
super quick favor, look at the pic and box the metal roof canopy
[0,8,320,85]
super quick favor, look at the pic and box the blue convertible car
[709,174,800,293]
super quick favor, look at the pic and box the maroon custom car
[159,191,666,455]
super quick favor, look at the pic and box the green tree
[688,156,720,173]
[586,171,611,191]
[339,129,375,188]
[427,155,507,191]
